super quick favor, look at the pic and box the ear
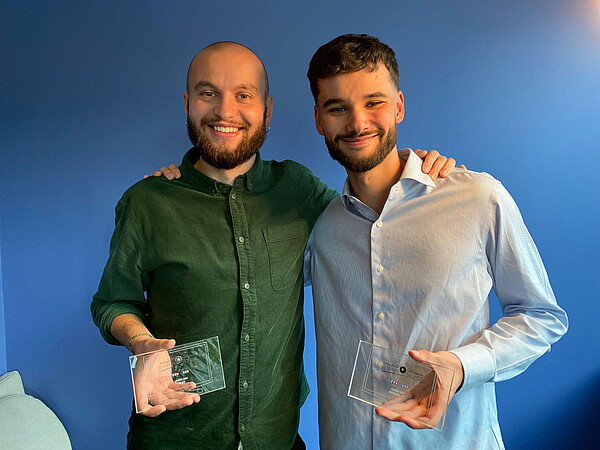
[183,92,189,115]
[314,105,325,136]
[395,90,405,124]
[264,96,274,126]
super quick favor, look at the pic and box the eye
[366,101,383,108]
[199,91,216,98]
[239,93,251,99]
[328,106,347,114]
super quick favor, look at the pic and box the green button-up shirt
[91,149,338,449]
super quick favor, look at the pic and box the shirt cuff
[450,343,496,391]
[99,304,146,345]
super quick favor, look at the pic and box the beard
[325,126,397,173]
[187,115,267,170]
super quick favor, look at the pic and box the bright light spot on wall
[594,0,600,21]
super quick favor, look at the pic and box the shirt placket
[370,213,386,446]
[370,190,406,447]
[229,181,257,446]
[371,214,387,348]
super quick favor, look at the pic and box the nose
[213,93,236,120]
[346,107,369,134]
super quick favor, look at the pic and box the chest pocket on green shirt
[263,221,309,291]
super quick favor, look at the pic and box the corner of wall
[0,219,6,374]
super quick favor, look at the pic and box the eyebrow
[322,92,389,109]
[193,81,260,93]
[236,83,260,93]
[193,81,218,93]
[322,98,344,109]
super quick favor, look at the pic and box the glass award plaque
[129,336,226,413]
[348,340,455,431]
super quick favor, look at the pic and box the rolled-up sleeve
[91,196,149,344]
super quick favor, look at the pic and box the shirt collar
[180,147,266,195]
[341,148,437,207]
[395,148,438,189]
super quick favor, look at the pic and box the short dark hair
[307,34,399,103]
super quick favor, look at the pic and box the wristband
[128,333,154,353]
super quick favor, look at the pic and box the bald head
[186,41,270,100]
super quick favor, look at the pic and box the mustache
[335,128,385,141]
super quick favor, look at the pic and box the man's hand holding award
[348,341,463,431]
[129,336,226,417]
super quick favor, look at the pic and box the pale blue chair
[0,371,71,449]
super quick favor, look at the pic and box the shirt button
[242,381,248,389]
[244,333,250,342]
[377,312,385,320]
[376,265,384,273]
[240,424,246,432]
[231,192,237,199]
[238,236,245,243]
[243,282,250,289]
[376,220,383,228]
[377,361,384,368]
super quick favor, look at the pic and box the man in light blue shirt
[305,34,568,449]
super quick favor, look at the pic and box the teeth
[213,126,239,133]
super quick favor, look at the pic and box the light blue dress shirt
[305,149,568,449]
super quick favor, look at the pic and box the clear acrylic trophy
[348,340,455,431]
[129,336,226,413]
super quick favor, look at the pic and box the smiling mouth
[343,134,376,142]
[338,132,381,146]
[210,125,242,134]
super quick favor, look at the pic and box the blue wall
[1,1,599,449]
